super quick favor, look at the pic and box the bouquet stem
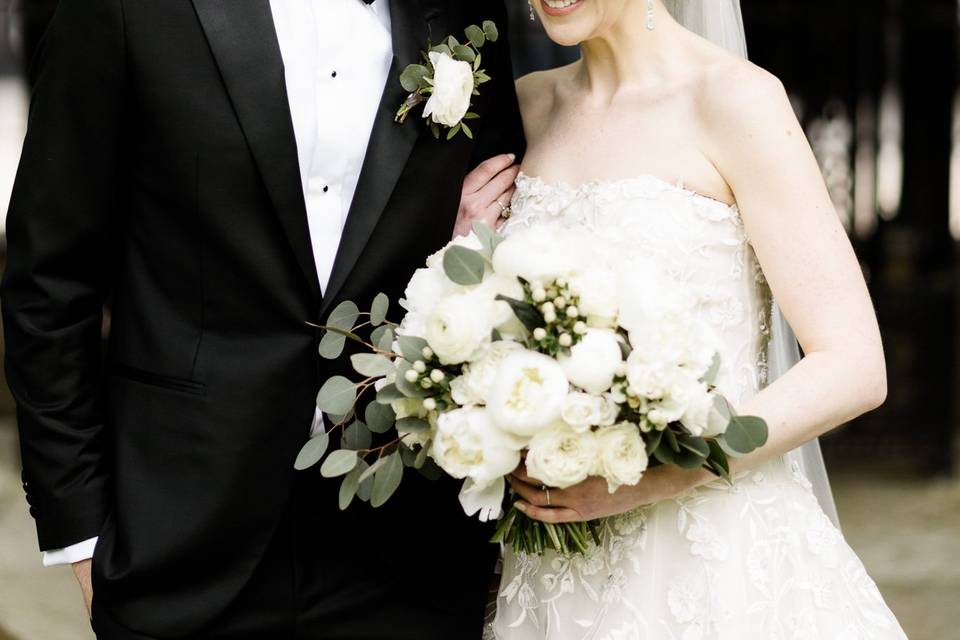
[491,504,602,556]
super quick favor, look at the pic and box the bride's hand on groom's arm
[453,153,519,238]
[507,463,710,524]
[72,559,94,619]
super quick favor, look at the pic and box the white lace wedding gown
[489,173,908,640]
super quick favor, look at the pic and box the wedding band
[542,486,551,507]
[497,199,512,219]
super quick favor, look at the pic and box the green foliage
[318,330,346,359]
[316,376,357,415]
[327,300,360,332]
[350,353,396,378]
[320,449,359,478]
[370,293,390,326]
[365,401,396,434]
[442,245,486,285]
[343,421,372,450]
[371,453,404,507]
[294,432,329,471]
[722,415,769,455]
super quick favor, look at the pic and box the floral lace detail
[490,176,907,640]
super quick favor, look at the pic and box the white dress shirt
[43,0,393,567]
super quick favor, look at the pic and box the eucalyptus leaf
[397,417,430,433]
[678,435,710,459]
[327,300,360,332]
[703,352,722,385]
[359,456,388,483]
[452,44,476,63]
[652,439,677,466]
[722,415,769,455]
[399,64,429,93]
[464,24,486,48]
[713,394,733,421]
[663,428,681,453]
[318,330,346,359]
[350,353,396,378]
[397,335,429,362]
[375,383,406,405]
[395,361,428,398]
[400,444,418,467]
[417,457,444,481]
[371,325,395,352]
[294,432,329,470]
[371,452,404,508]
[446,35,460,49]
[320,449,359,478]
[339,464,363,510]
[496,295,541,332]
[482,20,499,42]
[472,220,502,257]
[430,44,452,57]
[354,459,372,502]
[644,429,663,457]
[414,445,429,469]
[316,376,357,416]
[343,421,372,450]
[370,293,390,326]
[365,401,396,433]
[443,246,486,285]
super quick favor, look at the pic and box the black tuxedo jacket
[2,0,524,635]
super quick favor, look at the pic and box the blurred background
[0,0,958,638]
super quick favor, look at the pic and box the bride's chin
[540,0,586,18]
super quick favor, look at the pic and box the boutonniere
[395,21,499,140]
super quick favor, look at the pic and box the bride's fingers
[462,153,517,195]
[508,476,555,507]
[515,501,582,524]
[475,164,520,211]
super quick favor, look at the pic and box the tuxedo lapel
[318,0,439,316]
[192,0,323,303]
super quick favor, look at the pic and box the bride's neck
[577,4,686,99]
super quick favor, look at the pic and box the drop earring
[529,0,537,22]
[646,0,656,30]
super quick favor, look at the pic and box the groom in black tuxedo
[2,0,523,637]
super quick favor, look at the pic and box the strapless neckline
[515,171,739,212]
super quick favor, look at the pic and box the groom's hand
[454,153,519,238]
[72,559,94,619]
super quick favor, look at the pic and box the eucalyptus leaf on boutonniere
[395,20,499,140]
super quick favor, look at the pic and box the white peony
[492,225,588,283]
[398,266,461,337]
[568,266,619,327]
[425,290,495,365]
[525,422,598,489]
[594,422,648,493]
[422,52,474,127]
[475,273,527,336]
[430,407,522,489]
[450,340,525,406]
[487,351,570,438]
[647,373,708,428]
[559,329,623,395]
[560,392,618,433]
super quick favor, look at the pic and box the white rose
[422,52,474,127]
[526,422,598,489]
[430,407,522,488]
[487,351,570,438]
[492,225,588,283]
[594,422,648,493]
[425,290,494,364]
[647,373,707,428]
[560,392,618,433]
[450,340,525,406]
[559,329,623,395]
[680,392,729,438]
[568,266,619,327]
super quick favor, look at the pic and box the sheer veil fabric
[664,0,841,526]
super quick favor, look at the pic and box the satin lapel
[318,0,438,316]
[192,0,323,303]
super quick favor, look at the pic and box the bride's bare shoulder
[695,57,797,138]
[515,63,575,137]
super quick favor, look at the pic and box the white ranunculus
[450,340,525,406]
[594,422,648,493]
[568,266,619,327]
[492,225,588,283]
[680,392,729,438]
[560,392,618,433]
[422,52,474,128]
[647,373,708,428]
[430,407,522,488]
[559,329,623,395]
[525,422,598,489]
[425,290,495,365]
[487,351,570,438]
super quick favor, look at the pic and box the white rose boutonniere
[395,21,499,140]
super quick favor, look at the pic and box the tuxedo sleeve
[1,0,126,551]
[468,2,527,166]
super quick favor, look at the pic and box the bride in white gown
[454,0,910,638]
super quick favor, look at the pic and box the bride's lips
[540,0,585,18]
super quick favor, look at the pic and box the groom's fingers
[463,153,517,194]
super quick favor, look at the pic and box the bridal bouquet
[296,223,768,555]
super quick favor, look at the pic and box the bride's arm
[703,65,886,472]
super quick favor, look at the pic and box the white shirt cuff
[42,537,98,567]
